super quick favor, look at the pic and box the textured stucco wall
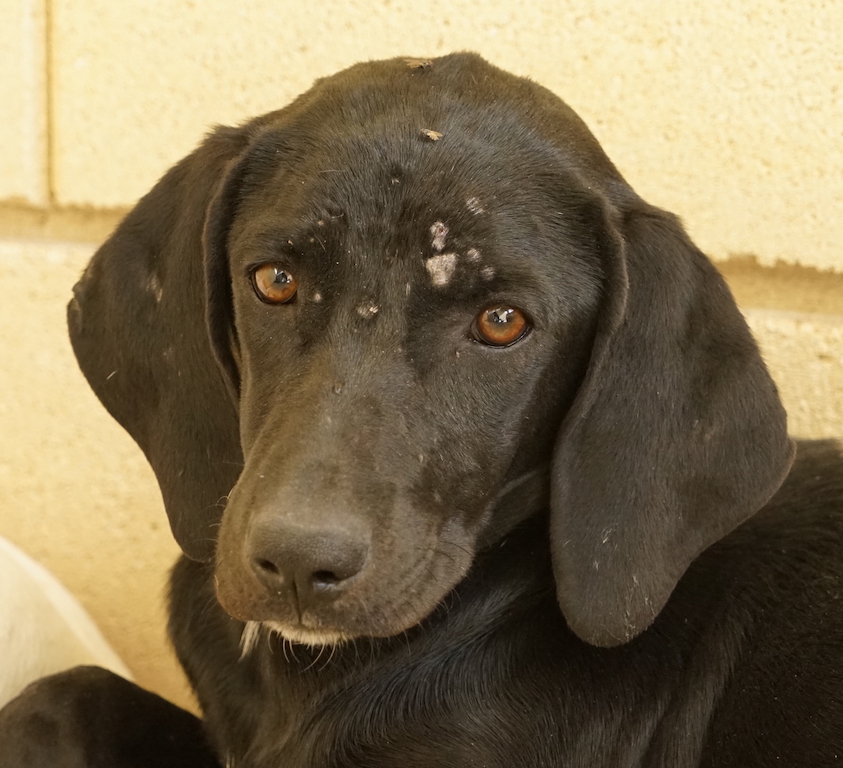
[46,0,843,271]
[0,0,47,204]
[0,0,841,711]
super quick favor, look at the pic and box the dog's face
[69,53,794,648]
[212,106,606,643]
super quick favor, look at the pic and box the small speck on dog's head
[356,303,380,319]
[148,274,164,303]
[420,129,443,142]
[405,58,434,70]
[430,221,448,252]
[466,197,485,215]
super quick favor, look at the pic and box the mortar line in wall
[44,0,56,206]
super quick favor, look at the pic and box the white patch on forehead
[467,248,481,262]
[466,197,484,215]
[356,303,380,319]
[430,221,448,252]
[481,265,495,281]
[312,292,323,303]
[425,253,457,287]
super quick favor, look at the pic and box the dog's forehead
[231,131,566,306]
[235,52,624,226]
[227,55,622,311]
[235,99,581,269]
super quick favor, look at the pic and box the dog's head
[68,53,793,648]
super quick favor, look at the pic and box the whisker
[239,621,262,659]
[437,538,473,558]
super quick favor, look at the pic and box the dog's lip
[240,620,351,652]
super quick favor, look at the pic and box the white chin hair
[239,621,350,656]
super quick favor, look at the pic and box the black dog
[1,52,841,767]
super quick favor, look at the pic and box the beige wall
[1,0,841,711]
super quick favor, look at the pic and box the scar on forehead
[430,221,448,252]
[425,252,457,287]
[466,197,484,215]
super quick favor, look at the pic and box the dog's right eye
[251,265,298,305]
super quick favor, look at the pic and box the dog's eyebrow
[238,221,336,259]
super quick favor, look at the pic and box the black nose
[247,517,369,606]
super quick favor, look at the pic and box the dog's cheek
[417,351,552,511]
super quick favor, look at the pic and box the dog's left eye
[251,265,297,304]
[472,306,531,347]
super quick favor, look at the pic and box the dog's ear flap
[67,127,249,562]
[551,206,795,647]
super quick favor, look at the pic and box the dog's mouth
[219,468,552,651]
[240,620,351,654]
[217,535,474,647]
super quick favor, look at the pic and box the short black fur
[1,53,840,767]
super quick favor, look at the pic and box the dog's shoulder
[729,438,843,577]
[689,439,843,763]
[682,439,843,627]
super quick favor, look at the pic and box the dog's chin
[240,620,351,655]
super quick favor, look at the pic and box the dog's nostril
[312,570,340,588]
[257,558,280,575]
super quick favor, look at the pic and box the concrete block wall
[1,0,841,710]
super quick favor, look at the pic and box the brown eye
[252,265,297,304]
[473,306,530,347]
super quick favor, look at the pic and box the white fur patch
[467,247,481,262]
[481,265,495,281]
[239,621,263,658]
[240,620,349,658]
[430,221,448,252]
[466,197,484,214]
[425,253,457,287]
[268,622,349,647]
[356,303,380,319]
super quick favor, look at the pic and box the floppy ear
[551,205,795,647]
[67,127,249,562]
